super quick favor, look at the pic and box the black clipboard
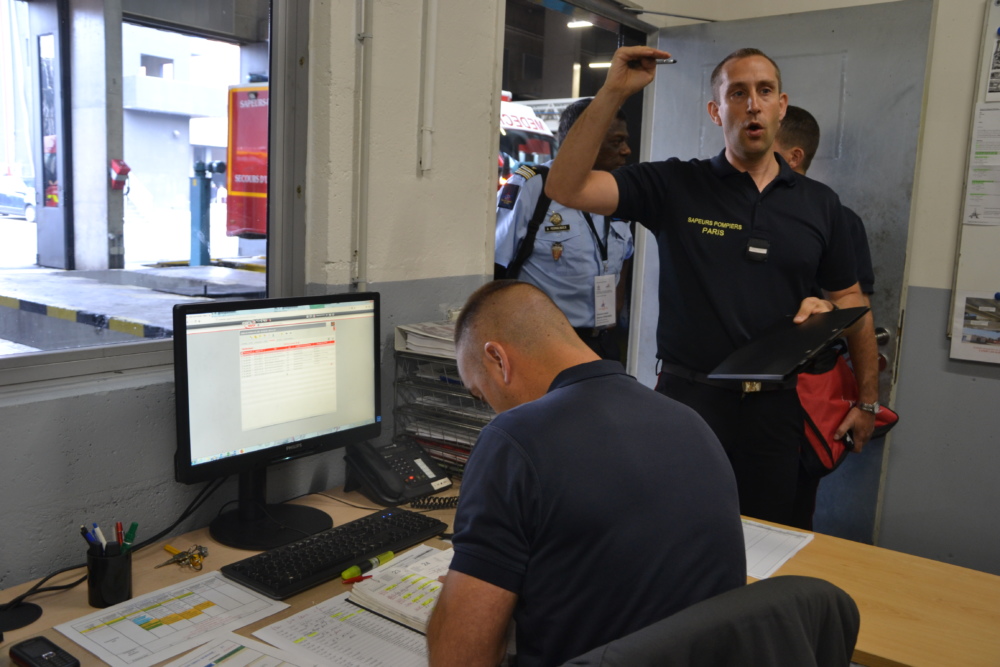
[707,307,869,381]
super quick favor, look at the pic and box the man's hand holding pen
[602,46,674,101]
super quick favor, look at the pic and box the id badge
[594,274,616,328]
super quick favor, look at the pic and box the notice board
[950,0,1000,364]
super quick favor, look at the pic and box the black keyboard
[221,507,449,599]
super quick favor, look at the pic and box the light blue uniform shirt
[496,162,633,328]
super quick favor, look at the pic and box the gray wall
[878,286,1000,574]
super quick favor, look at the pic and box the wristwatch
[857,401,880,415]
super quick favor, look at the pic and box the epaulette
[514,164,540,180]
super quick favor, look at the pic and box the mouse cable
[130,476,227,553]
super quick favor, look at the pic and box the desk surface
[0,487,998,667]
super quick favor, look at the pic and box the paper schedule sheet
[742,519,814,579]
[55,571,288,667]
[162,633,315,667]
[253,592,427,667]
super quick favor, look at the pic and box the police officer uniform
[496,162,633,359]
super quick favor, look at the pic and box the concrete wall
[1,0,998,588]
[123,111,192,211]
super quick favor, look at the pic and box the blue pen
[80,525,96,545]
[93,522,108,554]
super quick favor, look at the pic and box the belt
[661,363,797,394]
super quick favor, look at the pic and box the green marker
[122,522,139,552]
[342,551,394,580]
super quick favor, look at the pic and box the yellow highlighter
[342,551,394,580]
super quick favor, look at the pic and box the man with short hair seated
[426,280,746,667]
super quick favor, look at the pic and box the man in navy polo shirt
[426,281,745,667]
[546,46,879,528]
[773,105,876,302]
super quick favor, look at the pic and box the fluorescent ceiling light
[567,20,593,28]
[589,62,611,68]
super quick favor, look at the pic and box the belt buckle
[742,381,762,393]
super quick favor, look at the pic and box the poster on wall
[963,105,1000,225]
[986,39,1000,102]
[950,290,1000,363]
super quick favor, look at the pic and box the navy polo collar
[708,148,797,188]
[547,360,630,394]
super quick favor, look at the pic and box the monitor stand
[210,468,333,551]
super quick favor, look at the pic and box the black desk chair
[560,575,860,667]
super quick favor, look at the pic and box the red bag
[797,343,899,477]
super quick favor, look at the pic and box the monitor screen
[173,292,381,549]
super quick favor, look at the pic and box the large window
[0,0,308,381]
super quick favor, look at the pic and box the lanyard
[581,212,609,269]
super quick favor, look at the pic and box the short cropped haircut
[557,98,628,147]
[454,280,519,348]
[709,48,782,102]
[776,106,821,172]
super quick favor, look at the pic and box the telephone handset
[344,438,452,506]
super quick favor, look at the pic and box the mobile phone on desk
[9,636,80,667]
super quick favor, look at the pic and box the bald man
[426,281,746,667]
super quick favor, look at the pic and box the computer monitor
[173,292,381,550]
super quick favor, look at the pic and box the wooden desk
[0,488,997,666]
[769,528,1000,667]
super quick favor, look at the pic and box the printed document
[163,633,315,667]
[55,571,287,667]
[742,519,814,579]
[253,592,427,667]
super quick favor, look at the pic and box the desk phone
[344,438,452,506]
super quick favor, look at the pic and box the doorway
[630,0,932,542]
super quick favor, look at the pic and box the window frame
[0,1,310,388]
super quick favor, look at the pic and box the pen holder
[87,549,132,608]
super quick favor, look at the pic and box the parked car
[0,175,35,222]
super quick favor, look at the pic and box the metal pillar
[189,160,225,266]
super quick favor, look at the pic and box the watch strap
[857,401,879,415]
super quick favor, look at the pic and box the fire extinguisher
[110,159,131,190]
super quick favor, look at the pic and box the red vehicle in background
[498,92,556,189]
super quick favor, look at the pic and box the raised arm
[546,45,671,216]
